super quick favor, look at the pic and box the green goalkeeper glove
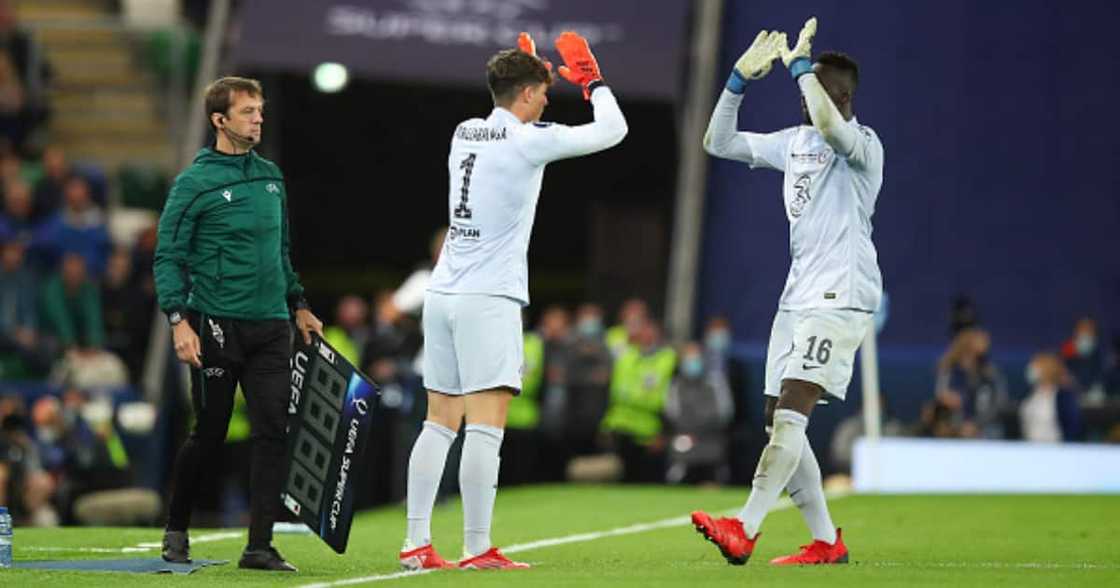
[781,17,817,79]
[725,30,784,94]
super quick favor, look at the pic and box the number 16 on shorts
[782,309,871,402]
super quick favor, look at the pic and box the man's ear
[211,112,224,129]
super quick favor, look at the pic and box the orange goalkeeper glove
[517,32,553,73]
[555,31,602,100]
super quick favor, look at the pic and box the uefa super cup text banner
[233,0,689,100]
[283,335,378,554]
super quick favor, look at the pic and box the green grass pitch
[4,485,1118,586]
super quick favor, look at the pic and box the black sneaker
[161,530,191,563]
[238,546,298,572]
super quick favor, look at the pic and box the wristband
[289,295,310,313]
[726,69,748,95]
[789,57,812,79]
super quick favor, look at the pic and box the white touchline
[297,494,834,588]
[135,530,244,549]
[21,546,153,554]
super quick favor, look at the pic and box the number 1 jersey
[428,86,627,306]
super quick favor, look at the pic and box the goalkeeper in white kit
[691,18,884,565]
[398,31,627,571]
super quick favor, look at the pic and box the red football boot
[691,511,757,565]
[458,547,530,570]
[770,528,849,565]
[399,544,455,570]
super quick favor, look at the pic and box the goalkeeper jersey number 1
[428,86,627,306]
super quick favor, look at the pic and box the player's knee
[426,394,464,432]
[778,379,823,415]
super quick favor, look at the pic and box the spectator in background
[388,227,447,319]
[0,177,36,244]
[0,0,52,152]
[601,319,677,483]
[1061,317,1106,398]
[39,252,104,352]
[929,327,1010,438]
[362,291,422,379]
[664,342,733,484]
[101,247,154,381]
[563,303,613,455]
[701,316,756,484]
[0,47,25,150]
[1020,352,1083,443]
[1104,335,1120,398]
[537,305,574,481]
[129,224,157,293]
[360,291,423,507]
[502,316,544,486]
[0,398,59,526]
[31,145,68,221]
[323,294,371,366]
[36,176,110,276]
[605,297,649,358]
[0,237,49,376]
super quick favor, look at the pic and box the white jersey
[705,87,884,312]
[428,86,627,305]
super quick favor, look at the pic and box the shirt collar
[489,107,523,125]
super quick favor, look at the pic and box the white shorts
[764,308,872,402]
[421,291,523,396]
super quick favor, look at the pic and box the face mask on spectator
[577,317,602,338]
[682,356,704,378]
[1025,364,1040,386]
[705,330,730,353]
[1075,334,1096,356]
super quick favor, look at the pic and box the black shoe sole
[693,523,749,566]
[238,559,297,572]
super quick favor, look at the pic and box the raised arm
[516,84,627,165]
[703,30,791,170]
[516,32,628,165]
[781,17,882,170]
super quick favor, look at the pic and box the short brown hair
[204,76,263,130]
[486,49,551,105]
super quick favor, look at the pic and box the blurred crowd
[918,310,1120,444]
[0,4,164,527]
[0,142,161,527]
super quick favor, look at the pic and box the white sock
[405,421,457,548]
[737,409,808,537]
[785,439,837,544]
[460,423,503,557]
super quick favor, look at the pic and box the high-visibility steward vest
[600,345,677,444]
[507,332,544,430]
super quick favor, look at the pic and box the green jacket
[153,148,304,320]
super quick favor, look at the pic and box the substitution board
[282,335,378,553]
